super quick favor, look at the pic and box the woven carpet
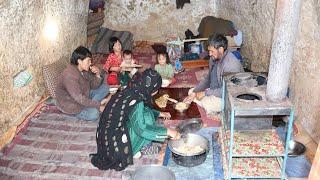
[0,99,164,179]
[91,40,208,89]
[132,49,205,89]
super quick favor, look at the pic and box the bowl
[176,118,203,134]
[132,165,175,180]
[161,79,171,87]
[288,140,306,157]
[109,87,118,94]
[174,102,190,113]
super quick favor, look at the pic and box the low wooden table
[181,59,209,69]
[153,88,200,120]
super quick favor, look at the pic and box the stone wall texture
[215,0,277,72]
[0,0,89,139]
[103,0,217,42]
[290,0,320,142]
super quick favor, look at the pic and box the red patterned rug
[92,43,206,89]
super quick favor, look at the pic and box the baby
[120,50,138,77]
[119,50,139,87]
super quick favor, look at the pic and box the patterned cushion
[42,57,68,98]
[91,27,133,54]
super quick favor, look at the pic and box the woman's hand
[167,129,181,140]
[159,112,171,120]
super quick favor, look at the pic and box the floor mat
[169,68,202,88]
[0,99,163,179]
[132,44,206,89]
[92,42,207,89]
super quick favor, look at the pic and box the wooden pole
[266,0,302,102]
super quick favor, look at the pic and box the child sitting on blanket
[121,50,138,77]
[103,37,123,86]
[154,52,176,86]
[119,50,138,87]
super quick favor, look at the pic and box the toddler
[154,52,175,86]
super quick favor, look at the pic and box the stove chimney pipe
[266,0,302,102]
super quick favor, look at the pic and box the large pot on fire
[168,133,209,167]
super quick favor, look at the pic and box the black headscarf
[91,69,162,171]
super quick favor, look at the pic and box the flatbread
[175,102,188,111]
[155,94,169,108]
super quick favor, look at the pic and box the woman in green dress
[91,69,180,171]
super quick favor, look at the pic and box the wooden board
[181,59,209,69]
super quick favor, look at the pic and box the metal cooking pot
[168,133,209,167]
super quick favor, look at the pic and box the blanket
[91,27,133,54]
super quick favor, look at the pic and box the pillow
[42,57,68,98]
